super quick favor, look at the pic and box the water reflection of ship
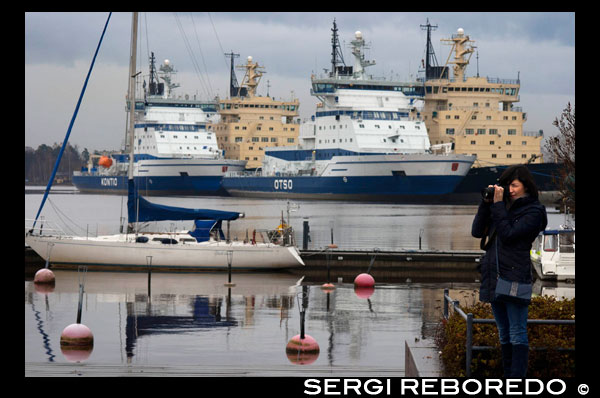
[124,295,237,359]
[123,291,297,360]
[532,279,575,300]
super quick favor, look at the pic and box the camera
[481,185,508,201]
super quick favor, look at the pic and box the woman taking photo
[472,164,548,378]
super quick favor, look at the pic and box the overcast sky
[25,12,575,152]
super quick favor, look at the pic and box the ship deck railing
[25,218,70,239]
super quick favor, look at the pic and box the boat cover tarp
[188,220,225,242]
[127,179,240,223]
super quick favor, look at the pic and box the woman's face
[509,179,527,201]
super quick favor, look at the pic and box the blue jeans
[491,300,529,346]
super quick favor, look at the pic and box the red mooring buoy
[354,273,375,287]
[354,285,375,299]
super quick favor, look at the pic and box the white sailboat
[25,12,304,272]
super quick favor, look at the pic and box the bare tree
[544,102,575,213]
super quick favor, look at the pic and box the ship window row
[486,153,537,159]
[316,110,410,120]
[221,103,297,111]
[157,134,212,140]
[146,102,217,112]
[427,86,518,95]
[313,83,424,95]
[138,123,208,132]
[448,128,518,135]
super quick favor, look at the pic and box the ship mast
[350,31,375,80]
[330,19,346,77]
[420,19,439,80]
[127,12,138,180]
[441,28,475,82]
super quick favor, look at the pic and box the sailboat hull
[25,234,304,271]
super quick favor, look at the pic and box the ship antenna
[330,19,346,77]
[476,50,480,77]
[420,18,439,80]
[225,51,247,98]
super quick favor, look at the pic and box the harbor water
[25,188,573,375]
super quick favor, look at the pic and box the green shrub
[434,296,575,377]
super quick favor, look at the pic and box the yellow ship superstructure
[212,56,300,169]
[421,27,543,167]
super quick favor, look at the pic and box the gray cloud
[25,12,574,151]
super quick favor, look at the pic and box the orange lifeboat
[98,156,113,168]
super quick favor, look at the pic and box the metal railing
[443,288,575,377]
[25,218,69,239]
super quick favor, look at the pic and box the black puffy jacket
[472,196,548,303]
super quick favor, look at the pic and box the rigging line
[190,13,214,97]
[31,12,112,232]
[143,12,151,69]
[47,197,87,235]
[173,13,211,99]
[173,13,210,98]
[207,12,230,71]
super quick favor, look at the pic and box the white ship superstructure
[221,23,475,202]
[72,54,246,195]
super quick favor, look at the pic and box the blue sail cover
[127,179,240,223]
[188,220,226,242]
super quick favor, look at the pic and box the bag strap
[495,236,500,279]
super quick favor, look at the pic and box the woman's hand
[493,184,504,203]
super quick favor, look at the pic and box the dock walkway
[293,249,482,281]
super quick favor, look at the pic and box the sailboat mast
[127,12,138,180]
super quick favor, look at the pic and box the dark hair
[497,164,539,199]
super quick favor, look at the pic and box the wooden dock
[292,249,482,282]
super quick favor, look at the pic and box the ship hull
[72,159,245,196]
[72,175,227,196]
[444,162,563,204]
[222,154,474,203]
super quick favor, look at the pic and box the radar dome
[164,59,170,65]
[247,56,253,62]
[355,31,362,39]
[457,28,464,35]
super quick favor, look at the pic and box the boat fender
[136,236,149,243]
[252,230,256,245]
[161,238,178,244]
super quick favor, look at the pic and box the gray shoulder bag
[494,236,532,305]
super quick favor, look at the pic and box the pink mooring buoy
[286,334,320,365]
[354,272,375,288]
[34,268,55,284]
[60,323,94,347]
[354,285,375,299]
